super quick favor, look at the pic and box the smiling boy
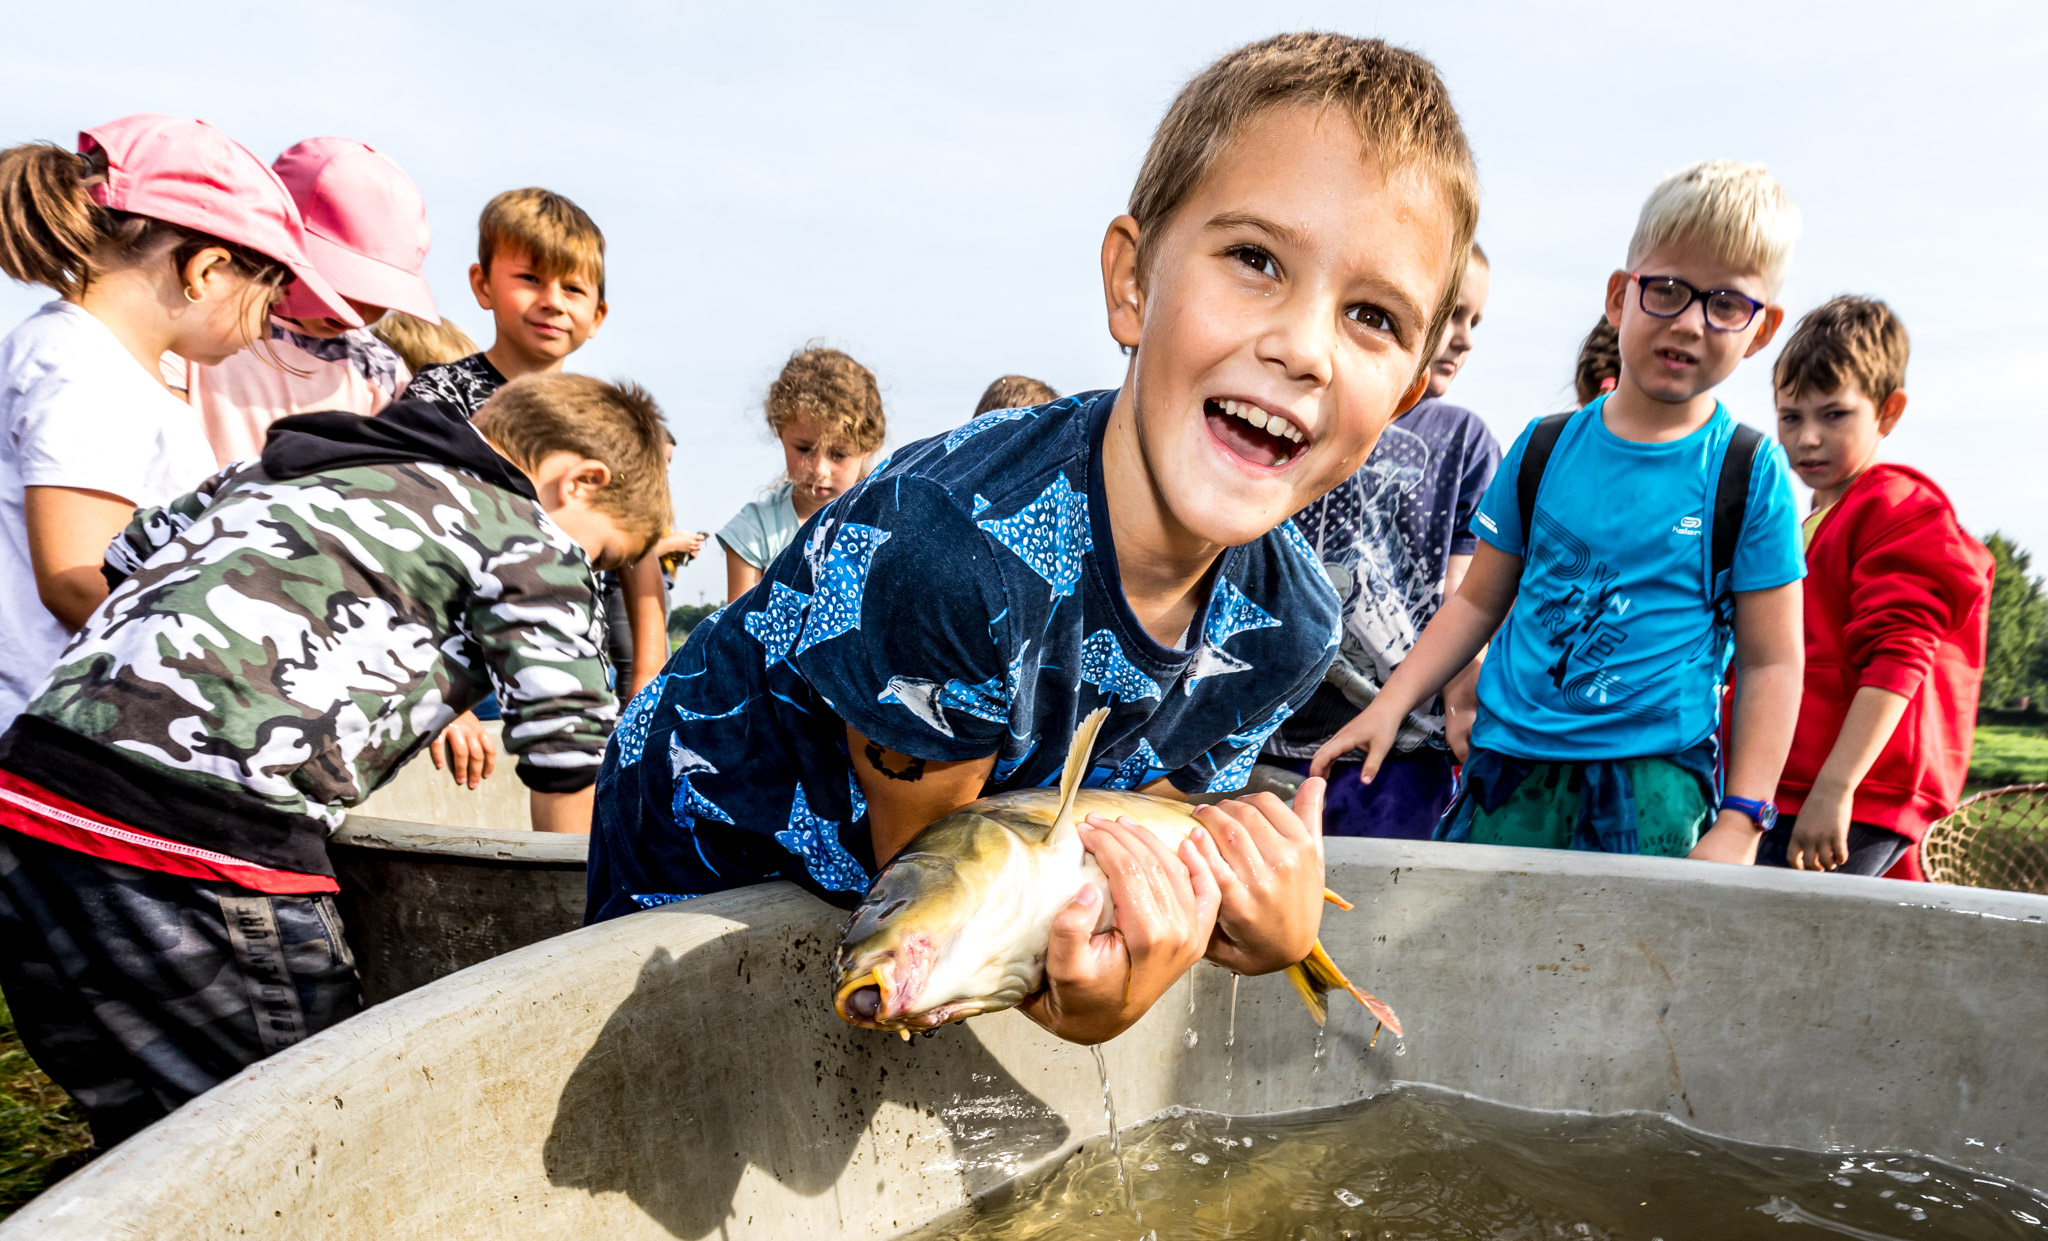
[1317,160,1806,865]
[402,187,607,419]
[589,33,1479,1045]
[1764,296,1992,878]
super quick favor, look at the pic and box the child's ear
[588,298,608,338]
[1604,269,1630,329]
[1394,370,1431,416]
[469,262,492,310]
[1100,215,1144,352]
[565,458,613,503]
[1877,390,1908,434]
[1742,305,1787,358]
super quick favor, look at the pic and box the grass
[1969,724,2048,793]
[0,993,91,1221]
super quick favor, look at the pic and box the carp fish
[832,709,1401,1040]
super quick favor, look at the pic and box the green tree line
[1984,532,2048,709]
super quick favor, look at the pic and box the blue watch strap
[1719,795,1773,830]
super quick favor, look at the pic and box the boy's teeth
[1216,399,1304,444]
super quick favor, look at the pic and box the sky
[3,1,2043,605]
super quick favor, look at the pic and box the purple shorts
[1274,747,1457,840]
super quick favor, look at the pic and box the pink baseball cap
[77,115,360,328]
[270,138,438,324]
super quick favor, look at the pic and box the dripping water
[1090,1045,1139,1222]
[1181,968,1197,1049]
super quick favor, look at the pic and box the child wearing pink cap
[166,137,439,464]
[0,115,358,734]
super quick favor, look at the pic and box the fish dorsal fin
[1047,708,1110,850]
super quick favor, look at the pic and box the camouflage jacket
[2,402,615,875]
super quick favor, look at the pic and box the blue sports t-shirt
[1468,397,1804,761]
[587,390,1340,920]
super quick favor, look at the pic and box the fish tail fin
[1323,888,1354,911]
[1287,940,1404,1038]
[1047,707,1111,850]
[1282,959,1332,1026]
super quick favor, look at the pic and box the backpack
[1515,409,1764,627]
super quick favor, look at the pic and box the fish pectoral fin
[1290,940,1404,1038]
[1047,707,1111,850]
[1322,888,1354,911]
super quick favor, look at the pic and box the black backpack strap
[1515,412,1574,555]
[1710,423,1765,624]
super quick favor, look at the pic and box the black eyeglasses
[1631,274,1766,332]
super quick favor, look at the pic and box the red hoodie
[1776,464,1993,880]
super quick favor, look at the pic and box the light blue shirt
[1469,398,1804,761]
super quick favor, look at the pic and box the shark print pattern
[776,783,867,893]
[587,390,1338,919]
[978,473,1092,599]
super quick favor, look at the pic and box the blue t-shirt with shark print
[586,390,1340,921]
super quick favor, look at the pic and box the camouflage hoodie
[0,400,615,877]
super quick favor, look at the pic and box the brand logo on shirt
[1671,514,1703,538]
[1476,511,1499,534]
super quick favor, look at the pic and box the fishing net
[1920,784,2048,895]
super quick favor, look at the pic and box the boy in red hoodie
[1766,296,1993,877]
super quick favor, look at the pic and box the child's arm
[1690,582,1803,864]
[26,487,139,629]
[723,540,763,603]
[619,554,670,699]
[1310,541,1521,781]
[1786,687,1909,870]
[1439,551,1483,761]
[847,725,997,866]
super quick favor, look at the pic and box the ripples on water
[905,1085,2048,1240]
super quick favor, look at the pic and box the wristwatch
[1719,795,1778,833]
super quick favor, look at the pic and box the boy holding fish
[590,32,1480,1044]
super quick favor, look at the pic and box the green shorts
[1460,757,1711,858]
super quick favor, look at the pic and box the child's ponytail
[0,142,106,297]
[0,139,292,306]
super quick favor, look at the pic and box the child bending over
[593,33,1480,1046]
[0,375,668,1146]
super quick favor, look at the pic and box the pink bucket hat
[77,115,360,328]
[270,138,438,323]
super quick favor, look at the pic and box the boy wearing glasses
[1314,160,1805,865]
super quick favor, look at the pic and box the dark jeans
[1275,747,1457,839]
[1756,815,1911,877]
[0,828,361,1148]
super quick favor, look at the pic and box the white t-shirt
[0,301,219,729]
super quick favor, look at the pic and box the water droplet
[1171,1141,1189,1152]
[1140,1162,1159,1172]
[1336,1188,1364,1207]
[1394,1038,1408,1057]
[1182,1028,1199,1049]
[1190,1152,1211,1165]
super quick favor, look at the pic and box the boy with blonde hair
[0,375,668,1144]
[1318,160,1807,864]
[1765,296,1992,878]
[402,187,608,418]
[593,33,1478,1045]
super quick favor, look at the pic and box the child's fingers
[1188,822,1244,900]
[1357,733,1389,786]
[1043,884,1105,979]
[1290,776,1327,842]
[429,732,448,771]
[1193,802,1274,888]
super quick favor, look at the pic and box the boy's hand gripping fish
[832,709,1400,1041]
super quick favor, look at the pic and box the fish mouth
[835,967,891,1027]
